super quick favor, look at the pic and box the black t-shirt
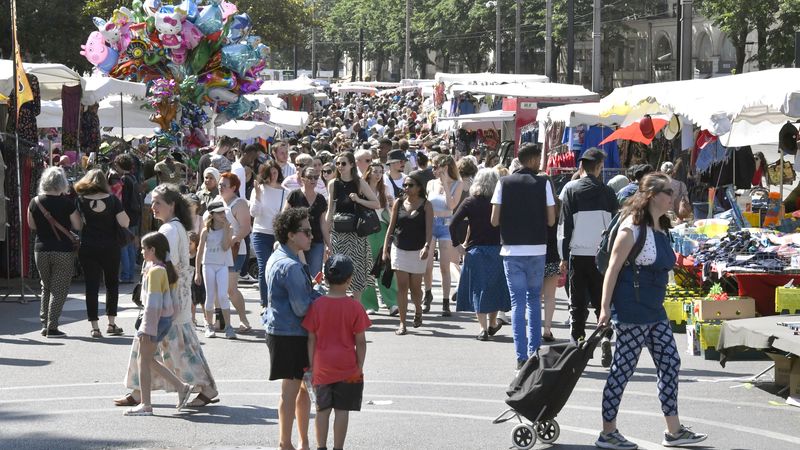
[332,179,359,214]
[28,195,77,252]
[394,199,427,251]
[77,195,124,249]
[287,189,327,244]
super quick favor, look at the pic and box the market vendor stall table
[717,315,800,365]
[729,273,800,316]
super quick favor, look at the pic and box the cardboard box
[767,353,795,386]
[694,297,756,321]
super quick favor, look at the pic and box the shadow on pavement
[0,357,51,367]
[0,337,64,346]
[0,432,144,450]
[169,404,278,425]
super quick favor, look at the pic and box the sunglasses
[403,182,416,188]
[322,169,334,175]
[304,176,320,182]
[297,227,313,236]
[335,161,348,167]
[296,163,306,169]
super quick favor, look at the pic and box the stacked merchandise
[663,284,705,333]
[686,284,757,360]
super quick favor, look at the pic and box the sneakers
[662,425,707,447]
[595,429,638,449]
[516,359,527,370]
[601,337,613,368]
[45,329,66,338]
[389,305,399,316]
[205,326,216,338]
[365,309,377,315]
[239,274,258,284]
[224,326,237,339]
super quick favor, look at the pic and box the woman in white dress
[115,184,219,408]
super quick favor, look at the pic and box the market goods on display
[82,0,268,147]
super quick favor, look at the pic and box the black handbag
[332,212,357,233]
[356,204,380,237]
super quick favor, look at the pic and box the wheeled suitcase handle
[581,324,611,350]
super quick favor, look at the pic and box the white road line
[2,392,798,445]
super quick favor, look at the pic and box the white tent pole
[120,93,124,142]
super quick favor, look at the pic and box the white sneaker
[205,326,216,338]
[239,274,258,283]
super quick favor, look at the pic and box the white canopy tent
[257,76,318,95]
[81,75,147,105]
[0,59,82,101]
[436,110,515,132]
[245,93,287,109]
[332,84,378,95]
[449,82,599,103]
[537,102,626,128]
[599,69,800,147]
[434,72,549,85]
[265,107,309,132]
[215,120,276,140]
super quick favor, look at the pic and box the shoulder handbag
[331,180,357,233]
[356,202,381,237]
[35,197,80,252]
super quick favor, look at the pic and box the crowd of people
[26,90,707,449]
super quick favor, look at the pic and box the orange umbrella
[599,116,668,146]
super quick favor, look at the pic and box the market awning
[434,72,549,85]
[215,120,276,140]
[436,110,515,132]
[265,107,308,132]
[82,75,147,105]
[449,82,599,103]
[537,102,626,128]
[0,59,82,101]
[256,77,318,95]
[599,69,800,146]
[245,94,287,109]
[332,84,378,95]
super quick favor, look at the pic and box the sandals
[488,323,503,336]
[177,384,195,410]
[186,392,221,408]
[113,393,139,407]
[107,324,124,336]
[412,312,422,328]
[395,326,407,336]
[91,328,102,339]
[123,404,153,416]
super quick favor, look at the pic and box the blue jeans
[119,225,139,281]
[503,255,546,362]
[305,242,325,280]
[252,232,276,306]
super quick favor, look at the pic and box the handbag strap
[34,197,77,245]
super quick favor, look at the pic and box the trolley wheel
[511,423,537,450]
[536,419,560,444]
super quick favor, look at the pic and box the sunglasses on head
[651,186,674,196]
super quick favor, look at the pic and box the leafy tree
[766,0,800,67]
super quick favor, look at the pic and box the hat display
[579,147,606,162]
[386,149,408,163]
[207,201,226,213]
[664,115,682,141]
[639,115,655,139]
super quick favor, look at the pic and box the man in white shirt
[281,153,327,195]
[383,150,408,199]
[490,144,556,370]
[271,140,296,179]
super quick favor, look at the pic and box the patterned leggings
[35,251,75,330]
[602,320,680,422]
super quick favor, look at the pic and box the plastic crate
[775,287,800,315]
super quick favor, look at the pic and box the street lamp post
[486,1,501,73]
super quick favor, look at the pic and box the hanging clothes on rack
[6,74,40,144]
[562,125,621,168]
[61,85,82,152]
[80,104,101,155]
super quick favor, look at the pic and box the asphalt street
[2,262,800,450]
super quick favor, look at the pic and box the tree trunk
[374,56,384,81]
[756,21,768,70]
[332,49,341,79]
[735,29,748,74]
[350,56,357,82]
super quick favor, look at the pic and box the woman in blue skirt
[451,169,511,340]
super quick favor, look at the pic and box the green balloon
[189,41,211,75]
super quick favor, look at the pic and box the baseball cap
[579,147,606,162]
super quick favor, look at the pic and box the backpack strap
[627,222,648,302]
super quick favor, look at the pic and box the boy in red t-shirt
[302,254,371,450]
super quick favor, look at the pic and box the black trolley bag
[494,325,610,449]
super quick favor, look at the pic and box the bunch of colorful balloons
[81,0,269,146]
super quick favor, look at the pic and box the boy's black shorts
[314,375,364,412]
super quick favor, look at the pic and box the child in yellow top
[124,232,194,416]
